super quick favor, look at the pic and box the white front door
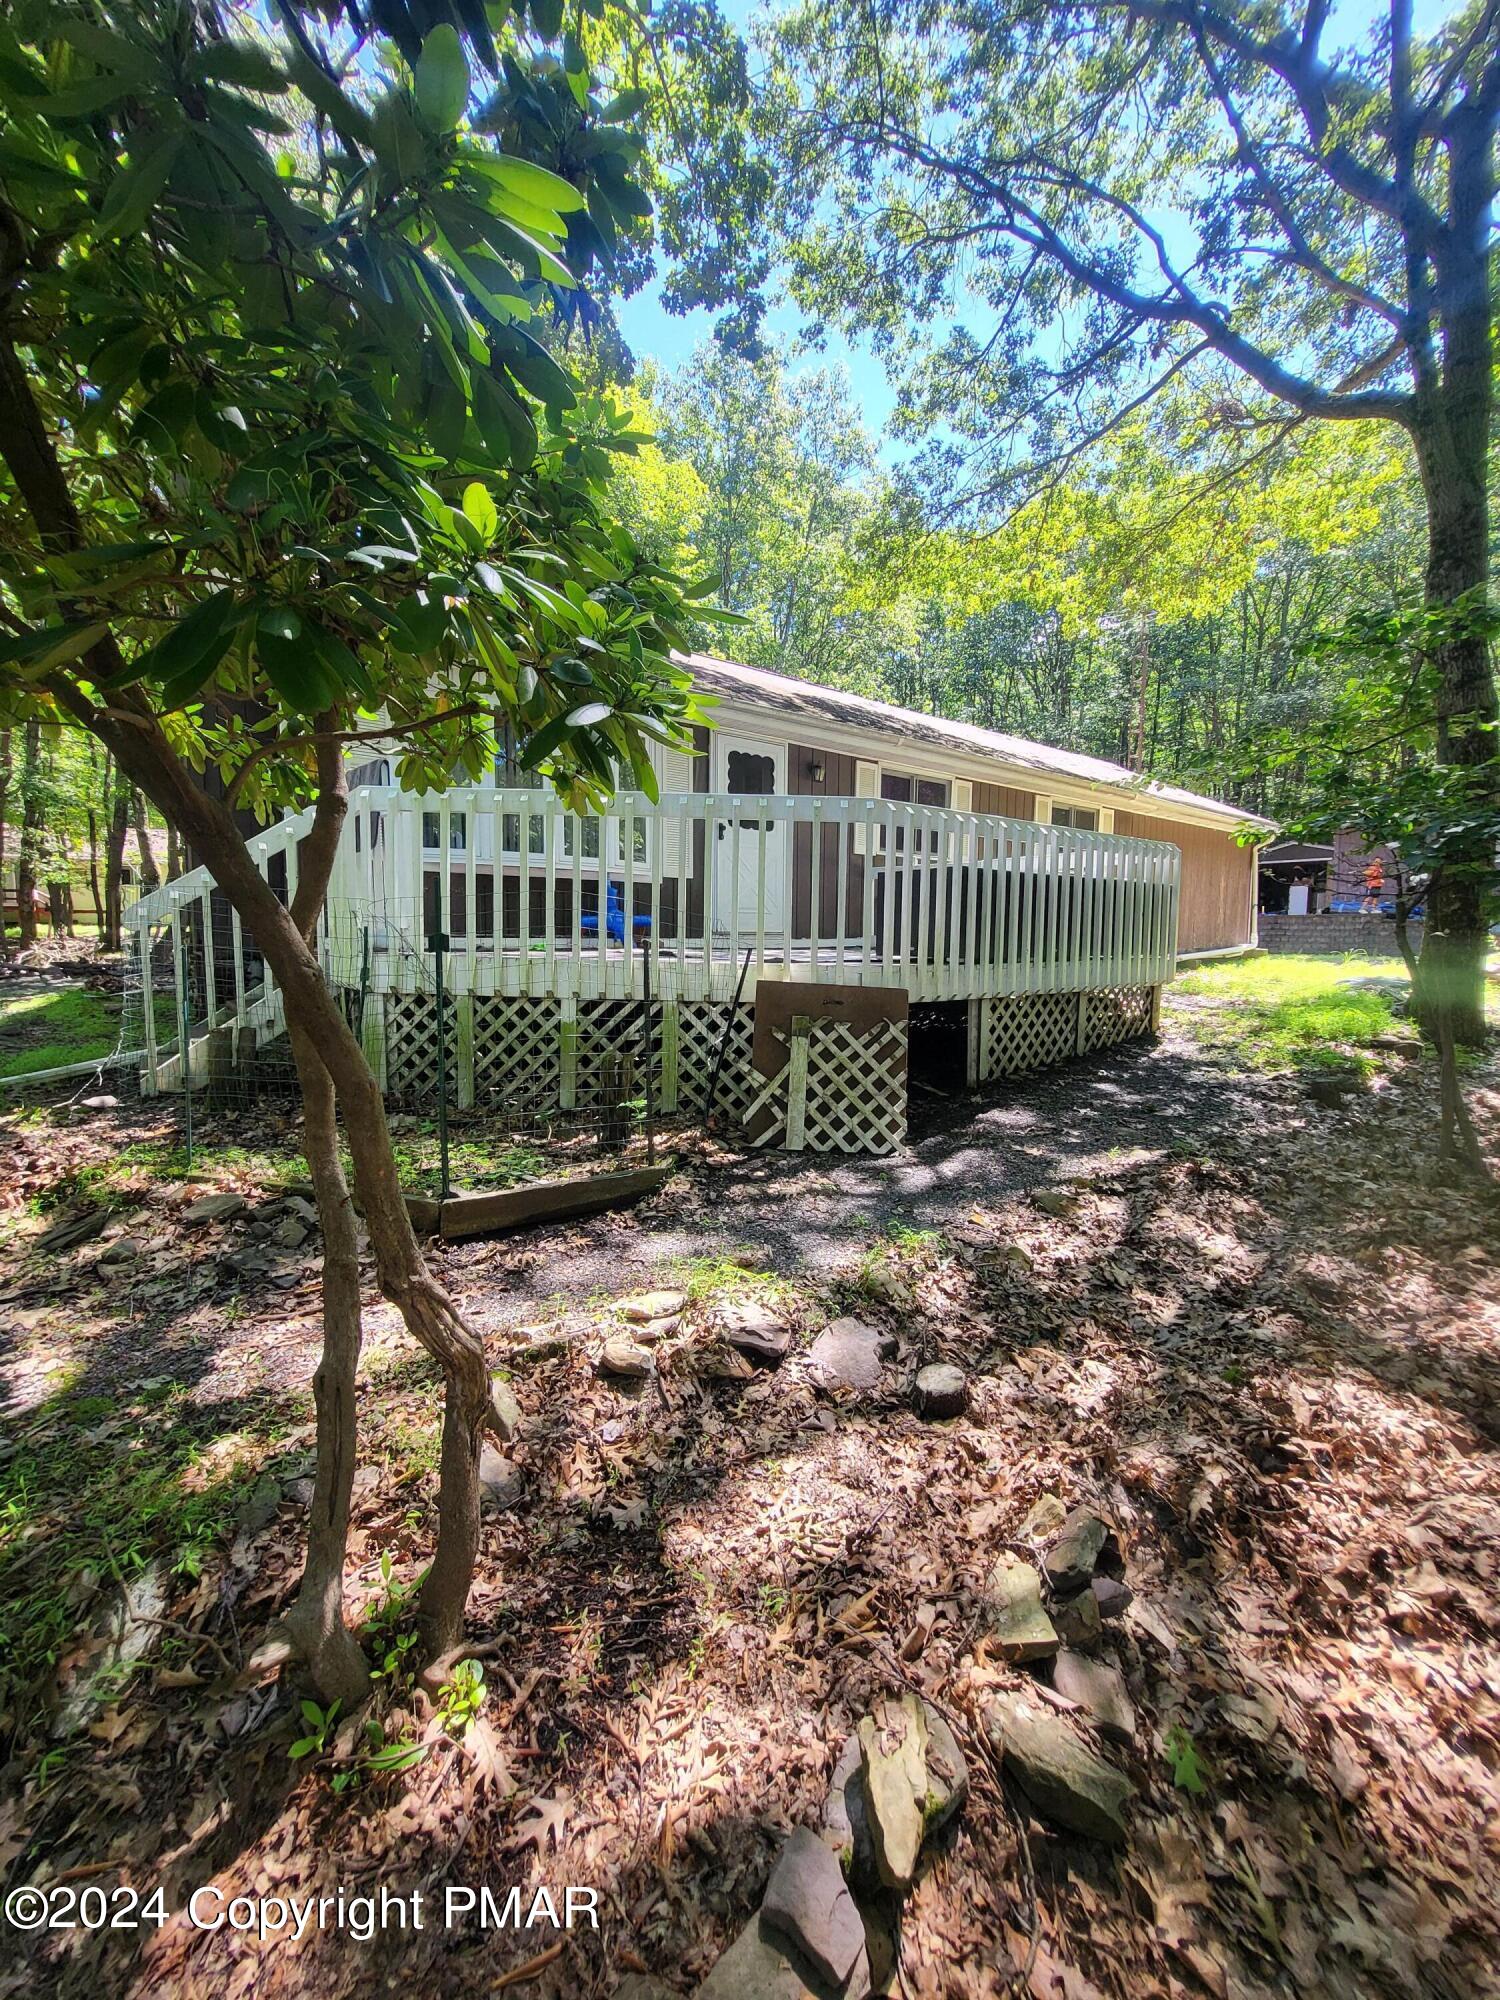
[713,735,787,936]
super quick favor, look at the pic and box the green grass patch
[0,1382,298,1731]
[1171,953,1408,1076]
[0,987,120,1079]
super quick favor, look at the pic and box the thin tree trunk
[103,762,128,952]
[166,822,183,882]
[17,719,41,946]
[0,727,10,956]
[132,788,161,890]
[86,744,104,936]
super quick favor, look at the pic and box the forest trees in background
[618,342,1427,824]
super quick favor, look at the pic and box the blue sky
[615,0,1460,454]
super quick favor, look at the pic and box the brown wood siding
[788,742,865,937]
[972,779,1035,820]
[1115,812,1255,952]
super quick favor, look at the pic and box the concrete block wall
[1257,913,1420,956]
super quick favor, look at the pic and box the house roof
[676,653,1275,833]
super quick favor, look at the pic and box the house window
[421,811,468,851]
[880,773,950,806]
[727,749,776,794]
[1051,805,1098,830]
[475,875,494,942]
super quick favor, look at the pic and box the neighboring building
[128,654,1273,1155]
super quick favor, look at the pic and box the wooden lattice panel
[748,1017,907,1157]
[473,996,561,1110]
[675,1001,756,1128]
[385,992,458,1104]
[802,1019,906,1155]
[1083,985,1154,1053]
[576,999,662,1108]
[980,992,1078,1078]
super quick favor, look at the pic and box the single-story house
[129,653,1272,1155]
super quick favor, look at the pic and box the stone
[613,1979,677,2000]
[1305,1072,1364,1108]
[621,1289,687,1322]
[1052,1651,1136,1747]
[1019,1493,1068,1542]
[283,1194,318,1224]
[912,1362,967,1419]
[274,1217,309,1249]
[857,1694,928,1894]
[1054,1590,1103,1651]
[760,1827,867,1994]
[478,1445,524,1511]
[36,1209,108,1254]
[599,1335,654,1379]
[1091,1576,1133,1621]
[1044,1509,1110,1594]
[99,1235,144,1267]
[184,1192,248,1224]
[490,1377,521,1441]
[1032,1189,1076,1218]
[983,1692,1133,1844]
[80,1094,120,1110]
[920,1704,968,1834]
[807,1317,892,1392]
[633,1315,681,1344]
[711,1300,791,1365]
[701,1345,756,1382]
[984,1555,1059,1662]
[693,1915,824,2000]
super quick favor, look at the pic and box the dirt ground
[1,986,1498,2000]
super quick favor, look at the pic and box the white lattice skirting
[369,983,1156,1151]
[976,985,1157,1081]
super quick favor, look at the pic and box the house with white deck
[128,654,1271,1154]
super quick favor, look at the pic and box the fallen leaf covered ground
[1,967,1497,2000]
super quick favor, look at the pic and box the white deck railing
[127,789,1179,1045]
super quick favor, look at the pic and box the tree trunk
[0,727,10,956]
[282,1020,372,1704]
[167,822,183,882]
[132,788,161,890]
[17,719,41,946]
[103,763,129,952]
[86,745,104,937]
[1411,109,1497,1050]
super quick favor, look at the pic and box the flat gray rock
[1044,1508,1110,1594]
[36,1209,108,1254]
[99,1235,144,1266]
[984,1691,1133,1844]
[478,1444,524,1511]
[490,1376,521,1441]
[921,1704,969,1834]
[1054,1588,1103,1651]
[1091,1575,1133,1620]
[613,1977,677,2000]
[857,1694,927,1894]
[1052,1651,1136,1747]
[184,1192,248,1223]
[599,1335,654,1378]
[984,1555,1059,1662]
[807,1317,890,1392]
[912,1362,966,1419]
[1019,1493,1067,1541]
[621,1288,687,1322]
[694,1916,822,2000]
[711,1300,791,1365]
[761,1826,867,1993]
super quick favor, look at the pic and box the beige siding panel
[1116,811,1255,952]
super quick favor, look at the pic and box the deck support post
[660,1000,680,1114]
[455,991,475,1110]
[559,994,578,1111]
[361,992,387,1092]
[966,997,983,1087]
[1075,988,1088,1057]
[1150,982,1163,1033]
[785,1014,812,1151]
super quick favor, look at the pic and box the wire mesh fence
[99,898,739,1200]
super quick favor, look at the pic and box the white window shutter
[854,758,880,854]
[655,744,696,871]
[952,778,972,812]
